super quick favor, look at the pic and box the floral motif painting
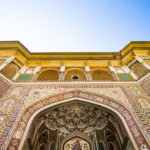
[64,137,90,150]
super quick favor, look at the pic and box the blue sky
[0,0,150,52]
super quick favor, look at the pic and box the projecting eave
[0,41,150,61]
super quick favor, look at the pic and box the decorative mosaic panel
[18,74,31,80]
[0,79,10,98]
[141,79,150,96]
[125,85,150,143]
[118,74,133,80]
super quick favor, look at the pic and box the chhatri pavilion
[0,41,150,150]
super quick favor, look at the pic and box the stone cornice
[0,41,150,61]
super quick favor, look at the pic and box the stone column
[93,131,98,150]
[12,65,28,80]
[0,56,15,71]
[122,66,138,80]
[104,130,109,150]
[56,131,60,150]
[59,73,65,80]
[85,66,92,80]
[33,66,41,80]
[135,56,150,70]
[86,73,92,80]
[109,66,119,80]
[59,66,65,80]
[33,66,41,74]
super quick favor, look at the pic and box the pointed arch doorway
[22,101,134,150]
[8,91,149,150]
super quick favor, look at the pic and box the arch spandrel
[23,86,132,110]
[5,90,150,150]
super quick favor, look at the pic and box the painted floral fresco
[64,138,90,150]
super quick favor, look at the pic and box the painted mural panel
[64,137,90,150]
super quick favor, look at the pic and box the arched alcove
[91,70,114,80]
[65,69,86,80]
[50,142,55,150]
[98,141,105,150]
[36,69,59,81]
[39,143,46,150]
[7,91,149,150]
[130,61,148,78]
[108,142,116,150]
[0,62,19,79]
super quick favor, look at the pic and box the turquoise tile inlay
[19,75,31,80]
[119,74,131,80]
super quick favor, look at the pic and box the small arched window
[108,142,115,150]
[40,143,46,150]
[72,75,79,80]
[98,141,104,150]
[50,142,55,150]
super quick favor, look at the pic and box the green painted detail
[119,74,131,80]
[19,75,31,80]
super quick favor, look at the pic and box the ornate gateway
[0,41,149,150]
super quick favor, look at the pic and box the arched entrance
[23,100,132,150]
[7,91,149,150]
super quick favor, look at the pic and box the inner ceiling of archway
[44,102,111,136]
